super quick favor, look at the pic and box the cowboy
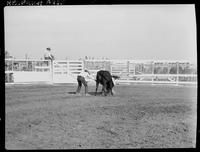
[76,69,95,96]
[44,47,54,61]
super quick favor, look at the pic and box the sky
[4,5,196,61]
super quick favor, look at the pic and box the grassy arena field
[5,83,197,149]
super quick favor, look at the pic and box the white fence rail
[52,60,83,83]
[5,59,197,85]
[5,59,52,83]
[109,60,197,85]
[5,59,83,84]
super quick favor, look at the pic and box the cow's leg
[106,80,114,96]
[101,86,104,95]
[95,81,99,96]
[102,80,107,96]
[101,86,106,95]
[110,87,114,96]
[111,88,116,96]
[110,80,115,96]
[104,81,110,95]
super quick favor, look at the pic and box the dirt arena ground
[5,83,197,149]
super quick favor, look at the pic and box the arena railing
[5,59,197,85]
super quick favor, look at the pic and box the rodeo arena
[5,56,197,149]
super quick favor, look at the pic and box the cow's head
[112,75,120,80]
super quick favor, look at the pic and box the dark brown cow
[95,70,119,96]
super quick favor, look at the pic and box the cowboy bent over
[76,69,94,96]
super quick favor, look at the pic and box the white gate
[52,60,83,83]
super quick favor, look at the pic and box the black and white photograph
[4,3,197,149]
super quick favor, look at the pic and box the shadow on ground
[67,92,103,96]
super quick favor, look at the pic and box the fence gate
[52,60,83,83]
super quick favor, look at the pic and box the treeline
[5,0,122,6]
[5,0,107,6]
[6,0,64,6]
